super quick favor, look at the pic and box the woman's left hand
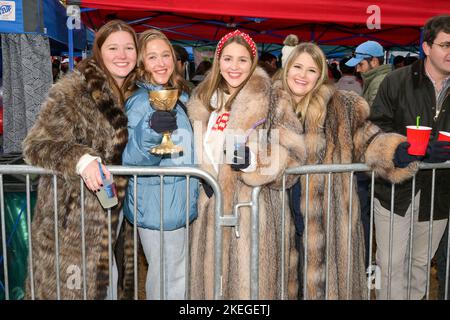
[81,160,111,192]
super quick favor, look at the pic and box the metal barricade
[276,161,450,300]
[0,164,222,300]
[226,162,450,300]
[2,161,450,300]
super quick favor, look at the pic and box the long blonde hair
[125,29,190,99]
[282,42,328,127]
[197,35,259,112]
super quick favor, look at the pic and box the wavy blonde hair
[125,29,190,99]
[282,42,328,127]
[196,35,259,112]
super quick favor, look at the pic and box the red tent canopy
[75,0,450,46]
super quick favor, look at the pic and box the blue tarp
[43,0,86,52]
[0,0,87,53]
[0,1,24,33]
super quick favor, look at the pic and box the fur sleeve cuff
[365,133,419,183]
[76,154,101,175]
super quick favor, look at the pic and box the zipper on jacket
[434,110,440,122]
[434,90,450,122]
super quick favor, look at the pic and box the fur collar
[188,67,271,213]
[77,58,128,165]
[188,67,271,131]
[78,58,128,133]
[270,79,336,134]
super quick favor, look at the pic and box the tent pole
[68,27,74,71]
[419,27,424,59]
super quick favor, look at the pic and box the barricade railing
[279,161,450,300]
[224,186,261,299]
[0,164,223,300]
[2,161,449,300]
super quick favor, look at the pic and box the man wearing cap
[60,57,69,75]
[369,14,450,300]
[346,40,391,107]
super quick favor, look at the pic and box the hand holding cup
[406,125,432,156]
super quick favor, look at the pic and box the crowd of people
[21,14,450,300]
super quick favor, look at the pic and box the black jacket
[370,59,450,221]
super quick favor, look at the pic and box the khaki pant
[374,192,447,300]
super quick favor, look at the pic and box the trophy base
[150,132,183,155]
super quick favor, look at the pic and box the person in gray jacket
[346,40,391,107]
[122,29,199,300]
[336,56,362,95]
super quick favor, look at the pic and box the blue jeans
[138,227,186,300]
[356,172,371,269]
[290,180,304,236]
[289,180,304,299]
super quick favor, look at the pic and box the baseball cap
[345,41,384,67]
[61,58,69,64]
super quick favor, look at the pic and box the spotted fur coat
[22,58,131,299]
[271,80,419,299]
[187,67,306,299]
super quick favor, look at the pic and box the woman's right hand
[80,160,110,192]
[149,110,178,133]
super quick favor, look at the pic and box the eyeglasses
[432,42,450,50]
[351,51,374,58]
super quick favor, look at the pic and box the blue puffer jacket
[122,82,199,230]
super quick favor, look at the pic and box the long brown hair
[130,29,190,97]
[197,34,259,112]
[82,20,138,106]
[282,42,328,126]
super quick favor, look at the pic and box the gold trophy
[148,88,183,155]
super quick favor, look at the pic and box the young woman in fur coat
[21,20,137,299]
[272,42,420,299]
[187,30,304,299]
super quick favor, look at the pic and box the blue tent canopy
[44,0,87,54]
[0,0,88,54]
[0,1,92,155]
[0,0,25,34]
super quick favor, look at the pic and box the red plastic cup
[437,131,450,142]
[406,125,432,156]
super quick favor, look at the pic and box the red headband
[216,30,257,58]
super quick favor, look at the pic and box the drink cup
[406,125,432,156]
[233,142,247,165]
[96,162,118,209]
[233,134,247,165]
[437,130,450,142]
[224,133,247,164]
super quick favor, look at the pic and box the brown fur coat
[187,67,305,299]
[271,80,419,299]
[22,58,130,299]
